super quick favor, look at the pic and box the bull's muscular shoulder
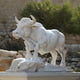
[51,29,59,33]
[32,22,44,28]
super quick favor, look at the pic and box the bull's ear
[32,25,38,28]
[23,25,27,27]
[15,16,19,23]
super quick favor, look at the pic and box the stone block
[0,72,80,80]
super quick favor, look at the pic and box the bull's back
[51,29,65,49]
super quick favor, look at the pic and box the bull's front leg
[32,43,39,60]
[24,40,32,60]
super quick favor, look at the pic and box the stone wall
[0,0,34,32]
[66,34,80,44]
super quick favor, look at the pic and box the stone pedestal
[0,72,80,80]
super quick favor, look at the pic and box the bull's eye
[23,20,26,22]
[21,20,26,24]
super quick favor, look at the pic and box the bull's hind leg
[56,49,66,67]
[50,50,57,66]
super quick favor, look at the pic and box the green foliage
[20,0,54,29]
[20,0,80,35]
[77,52,80,54]
[71,6,80,35]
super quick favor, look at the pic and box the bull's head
[12,15,36,39]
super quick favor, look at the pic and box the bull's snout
[12,31,17,36]
[12,31,20,39]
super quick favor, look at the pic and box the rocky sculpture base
[7,58,72,72]
[7,58,44,72]
[39,64,73,72]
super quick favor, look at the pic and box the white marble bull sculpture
[12,15,66,67]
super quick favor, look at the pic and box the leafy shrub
[20,0,80,35]
[71,6,80,35]
[20,0,54,29]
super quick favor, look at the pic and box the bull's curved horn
[30,15,36,25]
[15,16,19,23]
